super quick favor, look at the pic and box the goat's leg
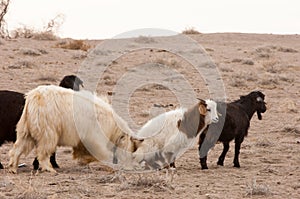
[200,156,208,169]
[33,152,59,170]
[8,137,34,173]
[35,131,58,173]
[50,152,59,168]
[169,162,176,168]
[233,138,243,168]
[217,142,229,166]
[198,131,209,169]
[0,162,3,169]
[36,145,57,173]
[32,157,39,170]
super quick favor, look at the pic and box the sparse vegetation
[36,76,57,82]
[246,179,270,196]
[55,40,91,51]
[99,170,176,192]
[134,36,156,44]
[0,0,10,38]
[182,27,201,34]
[283,126,300,134]
[242,59,254,65]
[8,60,34,69]
[19,47,48,56]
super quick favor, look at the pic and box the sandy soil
[0,33,299,199]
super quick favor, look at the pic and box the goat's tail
[15,94,35,156]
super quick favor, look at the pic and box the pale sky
[5,0,300,39]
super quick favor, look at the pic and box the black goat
[198,91,267,169]
[0,75,83,169]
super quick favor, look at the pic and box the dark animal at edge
[198,91,267,169]
[0,75,83,169]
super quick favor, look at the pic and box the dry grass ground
[0,33,299,198]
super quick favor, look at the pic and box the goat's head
[59,75,84,91]
[241,91,267,120]
[203,99,219,124]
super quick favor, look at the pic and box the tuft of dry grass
[32,31,57,41]
[8,60,34,69]
[242,59,254,65]
[277,47,298,53]
[255,138,274,147]
[182,27,201,34]
[283,126,300,135]
[36,76,57,82]
[98,170,176,193]
[19,47,48,56]
[11,27,57,40]
[55,40,91,51]
[134,36,156,44]
[246,179,270,196]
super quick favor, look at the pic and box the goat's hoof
[51,162,60,169]
[201,166,208,170]
[8,167,17,174]
[234,164,240,168]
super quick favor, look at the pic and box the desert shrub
[246,179,270,196]
[10,14,63,40]
[19,47,48,56]
[55,40,91,51]
[277,47,298,53]
[182,27,201,34]
[242,59,254,65]
[134,36,155,43]
[36,76,57,82]
[232,58,242,63]
[8,60,34,69]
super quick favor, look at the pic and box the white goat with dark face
[133,99,219,170]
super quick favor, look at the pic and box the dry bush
[11,26,57,40]
[231,58,242,63]
[55,40,91,51]
[259,77,279,88]
[205,48,214,52]
[230,78,246,88]
[36,76,57,82]
[262,60,280,73]
[229,72,257,87]
[97,170,176,193]
[155,58,180,68]
[242,59,254,65]
[134,36,155,44]
[0,0,10,38]
[219,66,234,72]
[19,47,48,56]
[8,60,34,69]
[182,27,201,34]
[246,179,270,196]
[255,138,274,147]
[11,14,63,40]
[119,170,176,192]
[283,126,300,134]
[32,31,57,40]
[277,46,298,53]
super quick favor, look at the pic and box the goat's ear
[131,137,144,152]
[197,98,206,105]
[198,103,207,115]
